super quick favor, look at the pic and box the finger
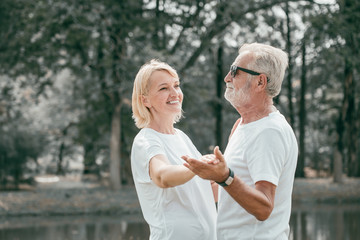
[214,146,225,163]
[206,158,218,164]
[182,156,201,167]
[203,155,213,161]
[181,155,189,162]
[183,163,199,175]
[212,159,220,164]
[207,159,219,164]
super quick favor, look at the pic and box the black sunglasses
[230,65,270,82]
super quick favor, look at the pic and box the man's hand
[182,146,228,182]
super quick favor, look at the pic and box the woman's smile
[167,99,180,104]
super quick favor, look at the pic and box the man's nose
[224,72,231,82]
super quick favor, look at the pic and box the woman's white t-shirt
[131,128,217,240]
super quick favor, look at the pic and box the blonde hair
[239,43,288,97]
[132,59,181,129]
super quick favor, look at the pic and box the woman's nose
[170,87,179,96]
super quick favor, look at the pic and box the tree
[304,0,360,180]
[338,0,360,177]
[0,75,48,189]
[3,0,358,188]
[297,39,307,178]
[0,0,145,189]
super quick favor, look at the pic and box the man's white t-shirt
[217,111,298,240]
[131,128,217,240]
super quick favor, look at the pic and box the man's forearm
[222,176,275,221]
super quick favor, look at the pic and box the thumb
[214,146,225,163]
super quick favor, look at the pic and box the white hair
[239,43,288,97]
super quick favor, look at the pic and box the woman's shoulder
[133,128,162,145]
[174,128,191,139]
[136,128,160,137]
[174,127,184,134]
[174,128,198,146]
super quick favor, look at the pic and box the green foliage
[0,121,47,188]
[1,0,360,183]
[303,0,360,176]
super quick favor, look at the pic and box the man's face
[224,54,253,107]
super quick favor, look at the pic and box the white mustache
[226,83,234,89]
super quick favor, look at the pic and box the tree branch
[180,0,316,74]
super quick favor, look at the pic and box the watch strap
[216,168,234,187]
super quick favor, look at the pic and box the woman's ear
[142,95,151,108]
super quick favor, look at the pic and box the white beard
[224,83,251,107]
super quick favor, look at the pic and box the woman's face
[143,70,183,120]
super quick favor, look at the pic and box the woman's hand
[199,154,220,164]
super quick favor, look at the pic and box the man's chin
[224,92,233,102]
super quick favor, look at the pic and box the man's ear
[142,95,151,108]
[256,74,267,92]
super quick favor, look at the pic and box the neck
[236,98,276,125]
[147,116,176,134]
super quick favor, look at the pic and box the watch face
[225,176,234,185]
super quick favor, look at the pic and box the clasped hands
[182,146,230,183]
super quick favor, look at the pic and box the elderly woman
[131,59,217,240]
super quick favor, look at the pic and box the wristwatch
[216,168,234,187]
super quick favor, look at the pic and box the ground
[0,175,359,217]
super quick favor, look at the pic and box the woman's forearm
[158,165,195,187]
[150,154,195,188]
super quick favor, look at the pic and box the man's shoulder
[267,111,293,130]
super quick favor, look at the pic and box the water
[0,214,149,240]
[289,203,360,240]
[0,203,359,240]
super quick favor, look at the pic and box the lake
[0,203,359,240]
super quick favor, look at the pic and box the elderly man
[183,43,298,240]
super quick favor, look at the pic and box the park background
[0,0,359,239]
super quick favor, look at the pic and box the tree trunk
[14,161,20,190]
[83,142,98,175]
[338,0,359,177]
[296,40,306,178]
[334,148,343,183]
[57,123,74,175]
[57,142,65,175]
[334,105,345,183]
[356,105,360,177]
[110,102,122,190]
[344,61,356,176]
[215,45,224,150]
[340,0,358,177]
[0,153,5,186]
[153,0,161,50]
[120,110,133,185]
[285,2,295,128]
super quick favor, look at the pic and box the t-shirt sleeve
[246,128,286,186]
[131,132,165,183]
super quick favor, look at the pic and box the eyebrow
[157,81,180,87]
